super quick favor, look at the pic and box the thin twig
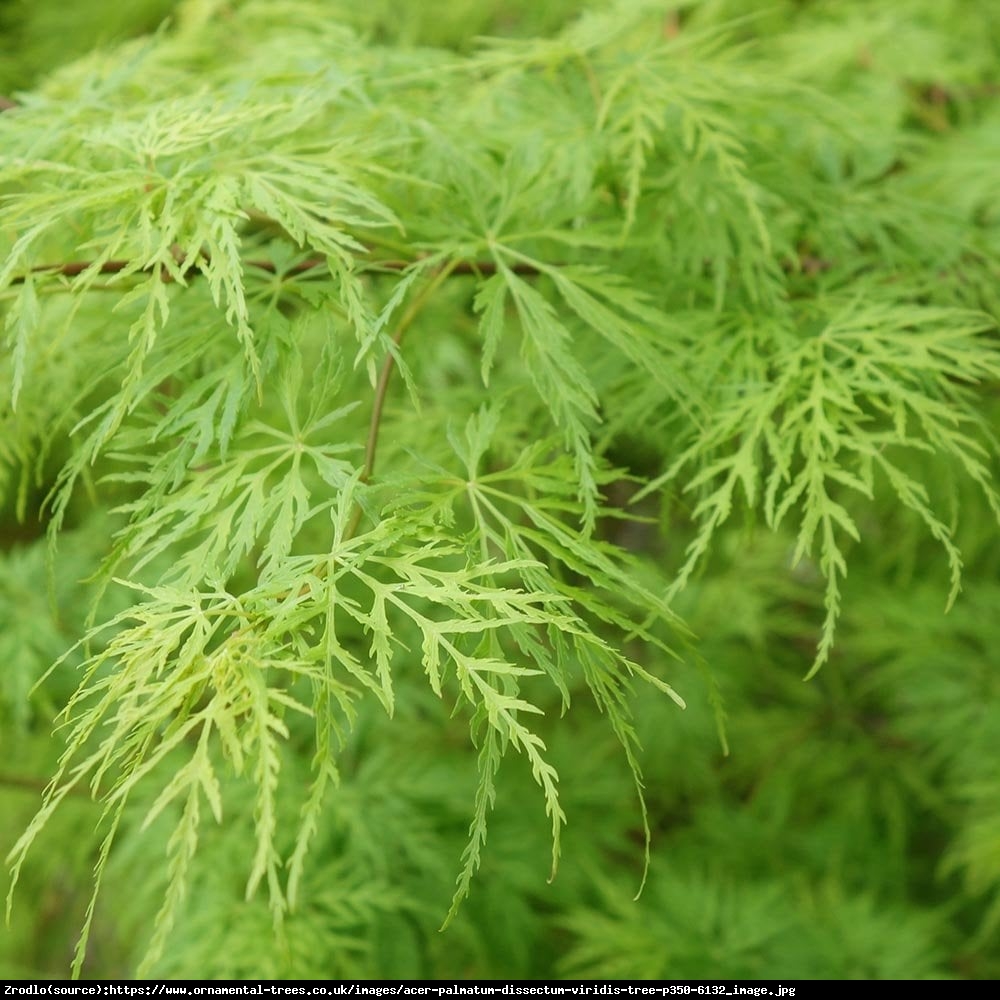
[0,772,90,799]
[345,259,460,539]
[11,254,540,286]
[362,326,408,486]
[10,249,842,289]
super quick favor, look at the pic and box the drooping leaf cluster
[1,0,999,980]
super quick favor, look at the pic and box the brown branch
[11,253,541,286]
[12,251,843,293]
[345,260,460,540]
[362,328,407,486]
[0,772,90,799]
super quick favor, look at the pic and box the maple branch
[345,259,460,541]
[11,246,842,289]
[11,253,541,286]
[0,772,90,799]
[362,259,460,483]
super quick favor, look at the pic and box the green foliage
[1,0,999,981]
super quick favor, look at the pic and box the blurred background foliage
[2,0,1000,981]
